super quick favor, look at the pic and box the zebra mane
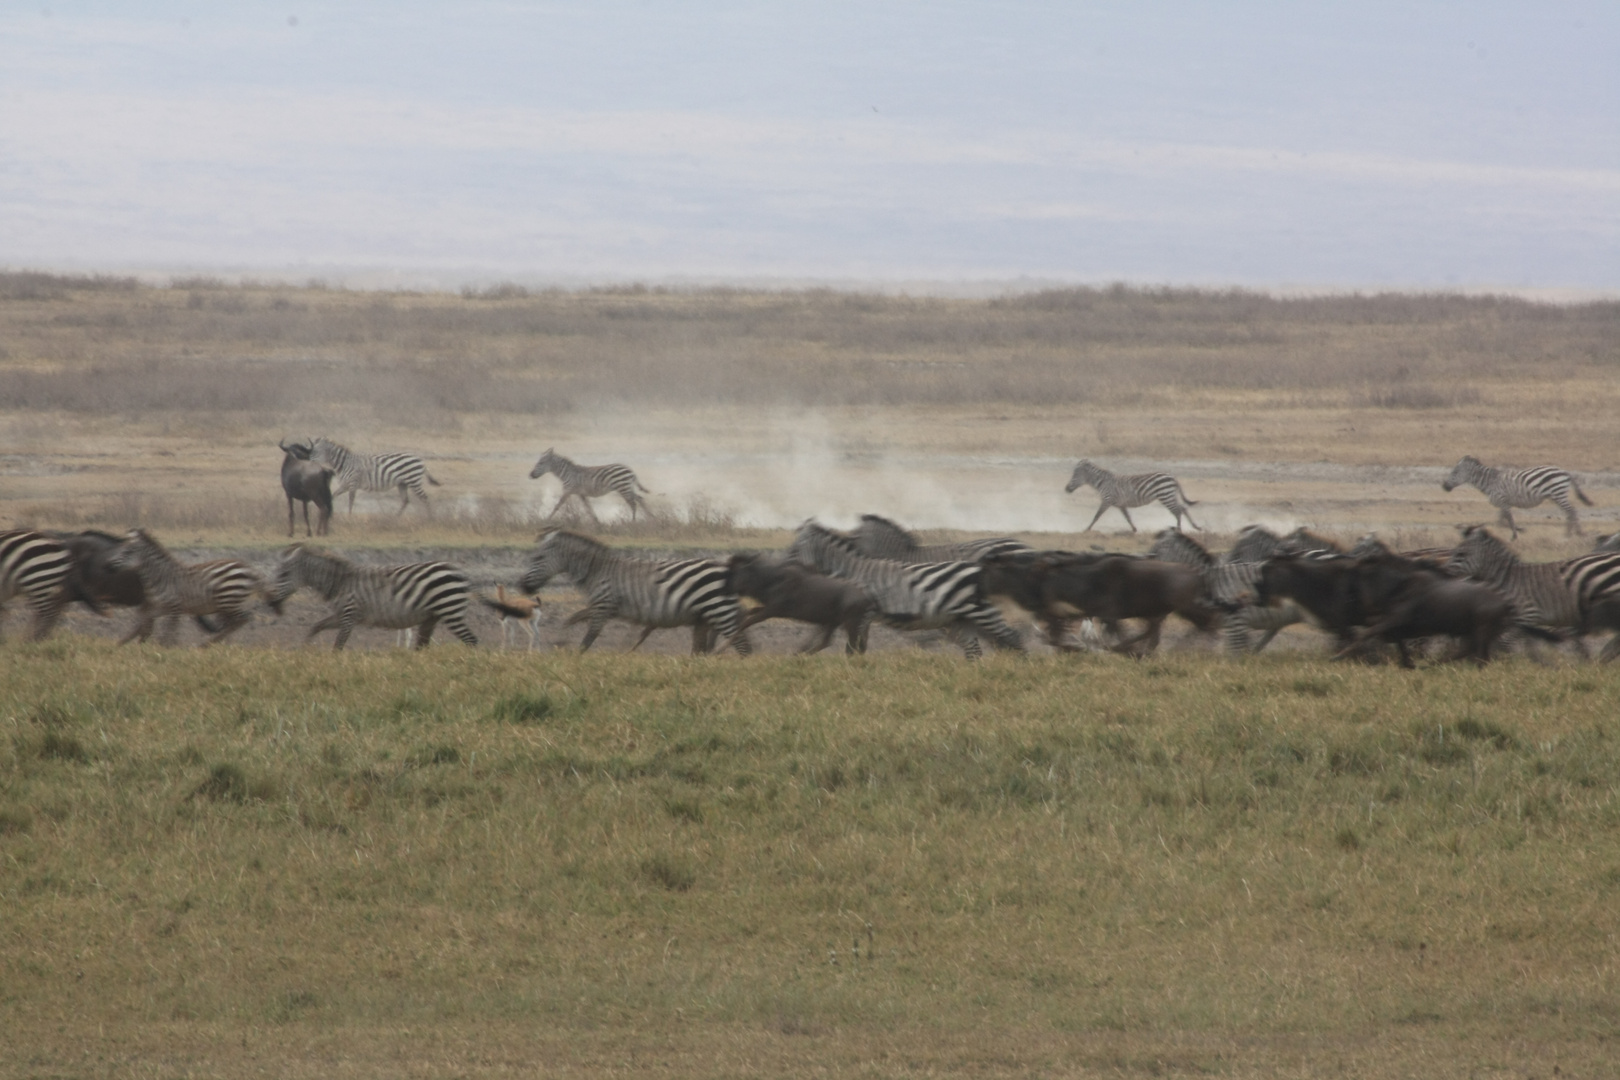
[1148,528,1213,568]
[1283,527,1345,555]
[1456,524,1519,564]
[856,513,918,548]
[1225,525,1285,564]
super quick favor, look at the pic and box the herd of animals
[3,438,1619,666]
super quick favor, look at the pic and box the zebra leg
[966,604,1024,652]
[121,604,156,644]
[445,617,477,647]
[396,482,411,516]
[1556,495,1581,535]
[1599,634,1620,664]
[307,611,344,641]
[205,609,250,646]
[629,625,657,652]
[24,593,66,642]
[158,612,183,647]
[414,617,440,648]
[951,624,984,660]
[416,482,433,519]
[346,489,358,514]
[581,496,602,525]
[1083,503,1110,532]
[1177,504,1202,532]
[330,608,362,650]
[1117,506,1138,533]
[1498,507,1518,538]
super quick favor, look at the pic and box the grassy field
[3,643,1619,1076]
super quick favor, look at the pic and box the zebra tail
[425,472,442,487]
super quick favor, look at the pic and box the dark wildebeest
[1345,550,1540,667]
[51,530,219,634]
[726,552,877,654]
[981,550,1219,654]
[1252,553,1368,654]
[280,439,335,538]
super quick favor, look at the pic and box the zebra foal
[1441,455,1592,538]
[105,529,274,646]
[270,545,477,650]
[520,529,749,654]
[529,449,650,522]
[1065,460,1201,533]
[789,520,1023,659]
[0,530,73,642]
[310,437,439,517]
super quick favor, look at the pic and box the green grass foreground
[3,642,1619,1076]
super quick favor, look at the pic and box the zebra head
[1064,460,1101,494]
[528,448,560,480]
[308,437,343,467]
[521,528,603,592]
[1445,524,1514,581]
[1442,455,1483,492]
[104,528,160,574]
[788,520,853,574]
[1225,524,1286,564]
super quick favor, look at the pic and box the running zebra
[789,520,1023,659]
[851,513,1030,563]
[1147,528,1301,654]
[309,437,439,517]
[519,530,748,654]
[269,545,478,651]
[105,529,274,646]
[529,449,650,522]
[1444,525,1585,650]
[1441,455,1592,538]
[1065,460,1201,532]
[0,530,73,642]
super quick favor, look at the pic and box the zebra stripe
[1148,528,1299,654]
[520,530,748,654]
[1444,525,1583,639]
[271,545,477,650]
[529,448,649,522]
[1442,455,1592,538]
[1560,552,1620,661]
[789,520,1022,659]
[0,529,73,642]
[105,529,268,646]
[851,513,1030,564]
[1065,460,1201,532]
[310,437,439,516]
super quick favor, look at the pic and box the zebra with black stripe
[105,529,274,646]
[1065,460,1201,532]
[1442,455,1593,538]
[851,513,1030,564]
[1148,529,1301,654]
[1444,525,1584,652]
[529,449,650,522]
[270,545,477,650]
[310,437,440,517]
[0,530,73,642]
[1560,551,1620,662]
[789,520,1023,659]
[520,529,748,654]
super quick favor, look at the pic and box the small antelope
[481,585,544,650]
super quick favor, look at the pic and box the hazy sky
[3,2,1617,290]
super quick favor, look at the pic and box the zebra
[789,520,1023,659]
[1065,460,1201,532]
[850,513,1031,563]
[1147,528,1300,654]
[0,530,73,642]
[1441,455,1593,538]
[519,529,749,654]
[269,545,477,650]
[1279,527,1346,556]
[309,437,440,517]
[104,529,274,646]
[1593,532,1620,554]
[1559,551,1620,661]
[1443,525,1585,653]
[529,449,650,523]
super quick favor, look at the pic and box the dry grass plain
[4,274,1620,1076]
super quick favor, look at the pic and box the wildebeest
[1252,553,1368,653]
[981,550,1219,654]
[1345,550,1529,667]
[726,552,877,655]
[52,529,219,634]
[279,439,334,538]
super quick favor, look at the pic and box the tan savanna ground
[4,274,1620,1076]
